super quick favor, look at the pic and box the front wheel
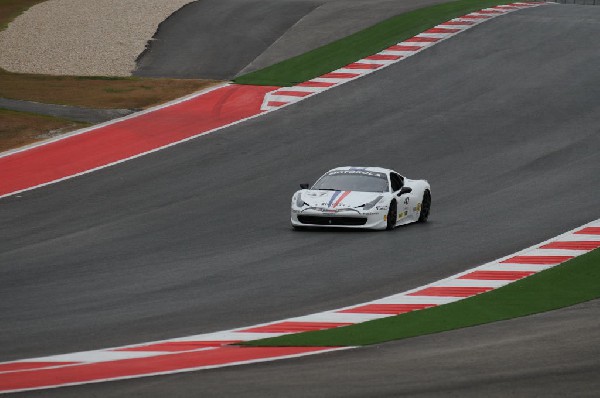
[418,190,431,222]
[386,200,397,230]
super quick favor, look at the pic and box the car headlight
[296,194,307,208]
[360,195,383,210]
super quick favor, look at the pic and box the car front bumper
[291,208,387,230]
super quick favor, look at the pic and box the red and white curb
[261,2,545,111]
[0,218,598,393]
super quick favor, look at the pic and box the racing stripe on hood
[333,191,351,208]
[327,190,342,207]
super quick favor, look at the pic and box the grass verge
[0,108,90,152]
[244,248,600,347]
[0,69,221,110]
[0,0,45,31]
[235,0,534,86]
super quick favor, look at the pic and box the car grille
[298,215,367,226]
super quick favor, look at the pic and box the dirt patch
[0,69,221,109]
[0,0,45,31]
[0,108,89,152]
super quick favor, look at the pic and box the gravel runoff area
[0,0,194,76]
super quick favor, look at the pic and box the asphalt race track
[134,0,451,79]
[2,4,600,396]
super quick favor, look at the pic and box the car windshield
[312,170,388,192]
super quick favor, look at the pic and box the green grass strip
[234,0,534,87]
[244,248,600,347]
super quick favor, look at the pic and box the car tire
[386,200,397,230]
[418,190,431,222]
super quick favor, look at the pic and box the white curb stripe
[430,279,512,288]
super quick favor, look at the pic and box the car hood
[301,190,383,209]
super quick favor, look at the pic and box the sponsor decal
[376,206,388,211]
[326,170,386,179]
[403,197,410,205]
[416,203,422,212]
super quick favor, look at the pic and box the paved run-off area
[0,0,194,76]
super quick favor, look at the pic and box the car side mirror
[397,186,412,196]
[300,183,310,189]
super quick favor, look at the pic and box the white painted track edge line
[0,347,353,395]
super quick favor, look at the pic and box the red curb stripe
[500,255,574,265]
[459,14,491,19]
[476,9,504,14]
[0,347,335,392]
[540,241,600,250]
[575,227,600,235]
[404,37,440,43]
[0,85,278,197]
[266,101,288,107]
[407,286,494,297]
[387,45,422,52]
[0,362,79,373]
[115,341,241,352]
[338,303,436,314]
[320,72,361,79]
[424,27,460,34]
[458,270,535,280]
[365,54,403,60]
[344,62,383,69]
[272,90,312,97]
[441,21,475,26]
[239,322,352,333]
[296,81,336,88]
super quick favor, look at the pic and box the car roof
[327,166,394,174]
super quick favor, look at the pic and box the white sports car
[291,167,431,230]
